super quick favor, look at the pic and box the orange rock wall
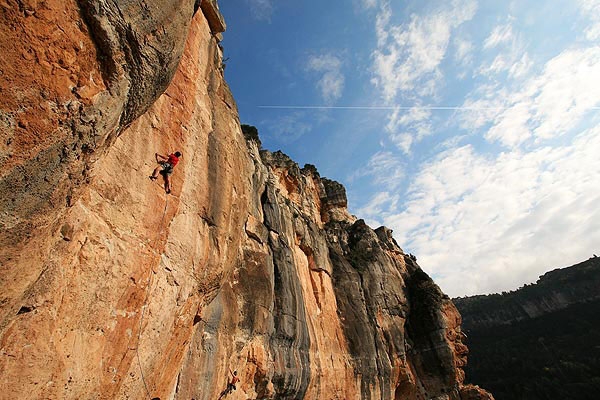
[1,5,252,399]
[0,2,493,399]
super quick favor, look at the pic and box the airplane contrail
[258,105,600,110]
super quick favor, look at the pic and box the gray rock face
[329,219,465,399]
[189,148,480,399]
[79,0,198,126]
[327,219,409,398]
[262,183,312,398]
[321,177,348,210]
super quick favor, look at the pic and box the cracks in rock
[260,186,268,208]
[175,369,182,395]
[310,267,332,279]
[259,186,279,236]
[277,311,307,324]
[16,305,34,315]
[298,243,326,313]
[200,213,216,228]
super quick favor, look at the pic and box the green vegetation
[241,124,261,147]
[464,299,600,400]
[457,258,600,400]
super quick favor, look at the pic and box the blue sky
[219,0,600,297]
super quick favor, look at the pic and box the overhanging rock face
[200,0,226,34]
[0,1,492,399]
[0,0,198,251]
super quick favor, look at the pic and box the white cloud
[483,24,513,49]
[368,1,476,153]
[478,22,532,79]
[246,0,274,21]
[586,24,600,40]
[356,191,398,225]
[390,125,432,154]
[306,54,345,103]
[361,0,378,10]
[386,106,431,131]
[385,106,433,154]
[579,0,600,12]
[384,126,600,297]
[463,46,600,148]
[371,0,478,102]
[366,9,600,297]
[509,53,533,78]
[485,103,532,147]
[375,2,392,47]
[457,84,508,130]
[483,51,532,79]
[454,37,474,66]
[531,47,600,140]
[576,0,600,40]
[389,134,414,155]
[351,150,405,190]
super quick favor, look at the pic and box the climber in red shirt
[218,369,240,399]
[149,151,182,194]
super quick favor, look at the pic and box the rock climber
[218,369,240,399]
[149,151,182,194]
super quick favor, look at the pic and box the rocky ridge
[0,2,491,399]
[454,257,600,400]
[454,256,600,331]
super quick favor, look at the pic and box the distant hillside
[454,256,600,400]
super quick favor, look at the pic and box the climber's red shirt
[167,153,179,167]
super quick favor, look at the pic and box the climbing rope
[131,189,216,400]
[105,145,217,398]
[135,191,170,399]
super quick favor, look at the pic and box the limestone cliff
[0,2,491,399]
